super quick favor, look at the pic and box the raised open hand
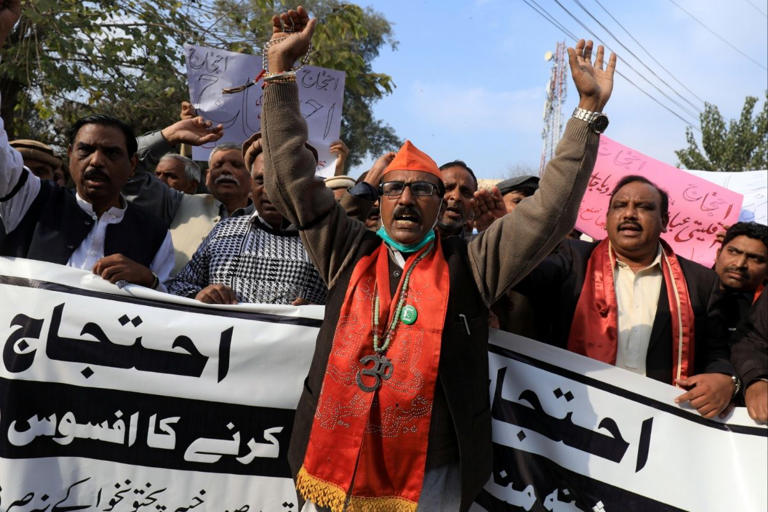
[161,116,224,147]
[0,0,21,47]
[567,39,616,112]
[267,6,316,74]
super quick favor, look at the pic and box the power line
[588,0,705,108]
[665,0,767,70]
[519,0,701,131]
[553,0,702,122]
[741,0,767,17]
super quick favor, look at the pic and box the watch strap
[572,107,601,123]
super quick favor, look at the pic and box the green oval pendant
[401,304,418,325]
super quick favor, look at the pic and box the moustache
[83,168,110,183]
[392,205,421,222]
[215,174,240,185]
[618,221,642,231]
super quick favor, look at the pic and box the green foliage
[1,0,400,169]
[675,94,768,171]
[0,0,211,147]
[210,0,401,169]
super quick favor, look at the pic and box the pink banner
[575,136,744,266]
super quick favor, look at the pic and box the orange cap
[383,140,441,179]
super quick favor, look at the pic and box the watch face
[592,115,609,133]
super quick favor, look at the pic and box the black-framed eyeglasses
[380,181,441,197]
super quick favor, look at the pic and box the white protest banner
[0,257,320,510]
[1,258,765,511]
[685,169,767,226]
[184,44,345,177]
[477,330,767,512]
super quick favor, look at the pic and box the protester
[713,222,768,328]
[154,153,202,194]
[9,139,62,182]
[167,132,327,305]
[515,175,736,418]
[205,143,253,213]
[324,175,356,201]
[497,175,539,211]
[731,288,768,423]
[122,116,268,275]
[0,114,173,289]
[52,159,69,187]
[437,160,478,238]
[260,7,615,510]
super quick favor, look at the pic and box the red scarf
[567,239,695,385]
[753,284,764,304]
[296,239,450,511]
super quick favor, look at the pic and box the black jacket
[516,239,733,383]
[1,176,166,267]
[731,288,768,389]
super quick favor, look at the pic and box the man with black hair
[260,7,616,509]
[714,222,767,313]
[711,221,767,337]
[437,160,478,237]
[516,175,736,418]
[0,113,173,289]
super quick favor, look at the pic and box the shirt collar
[75,192,126,222]
[219,199,255,219]
[249,209,297,234]
[615,243,663,272]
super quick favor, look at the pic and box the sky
[348,0,768,179]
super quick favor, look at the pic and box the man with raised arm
[260,7,615,511]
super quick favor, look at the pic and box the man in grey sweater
[260,7,615,511]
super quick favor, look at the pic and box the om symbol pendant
[356,353,394,392]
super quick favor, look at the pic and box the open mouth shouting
[392,206,422,229]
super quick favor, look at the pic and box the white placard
[685,169,767,225]
[185,44,345,177]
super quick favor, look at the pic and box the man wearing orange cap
[260,7,616,512]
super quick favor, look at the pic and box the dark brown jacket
[261,83,599,510]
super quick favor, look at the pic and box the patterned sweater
[167,213,327,305]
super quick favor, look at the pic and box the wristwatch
[573,107,609,134]
[731,374,742,398]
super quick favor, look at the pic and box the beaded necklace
[356,241,434,392]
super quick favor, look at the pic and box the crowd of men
[0,2,766,511]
